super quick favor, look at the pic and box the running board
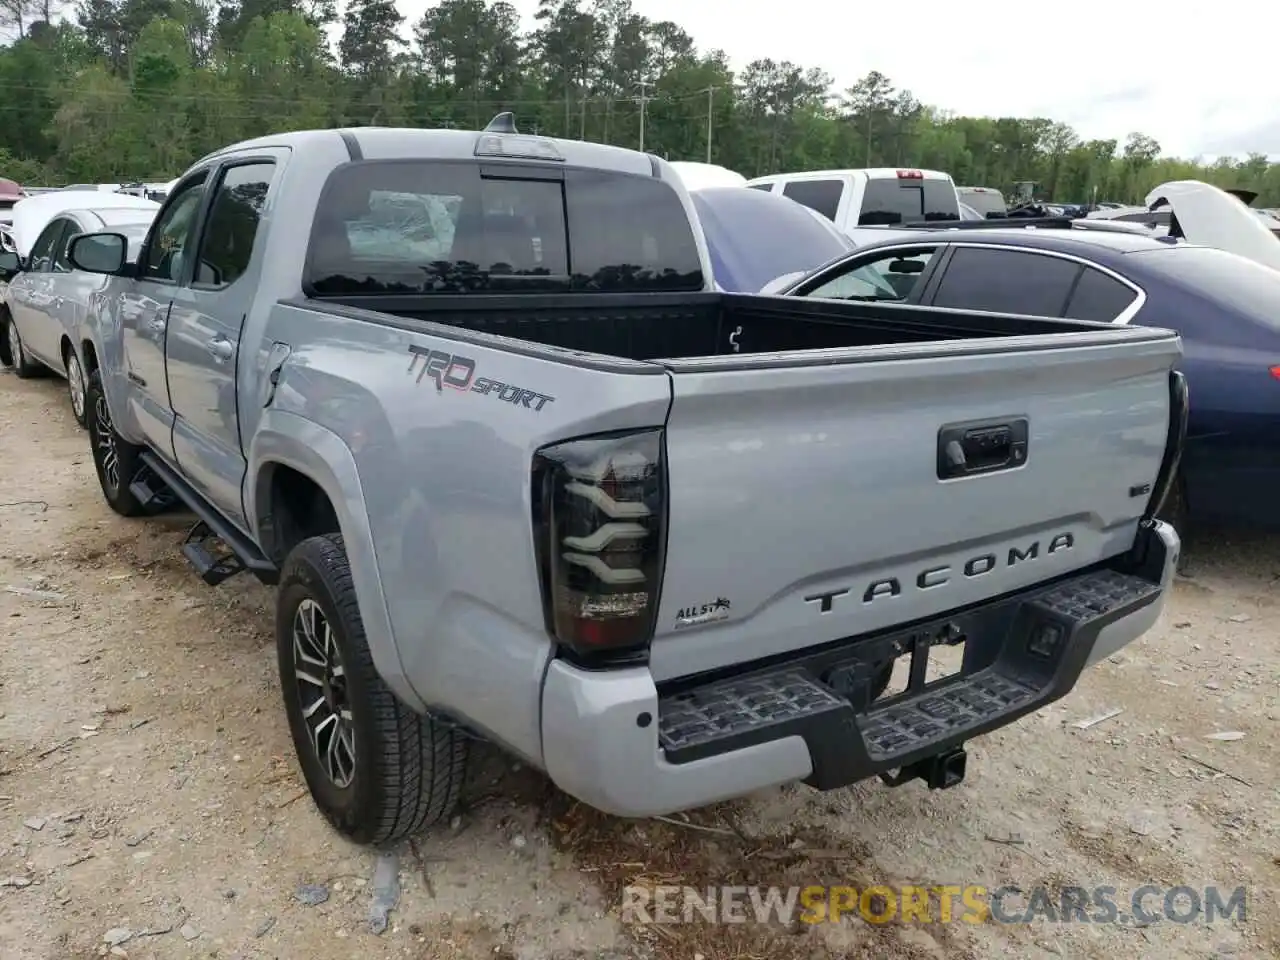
[127,464,180,515]
[138,451,279,585]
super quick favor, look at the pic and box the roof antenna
[484,112,518,134]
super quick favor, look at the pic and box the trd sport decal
[406,344,555,411]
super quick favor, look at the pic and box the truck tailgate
[651,328,1181,681]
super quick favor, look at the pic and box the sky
[393,0,1278,160]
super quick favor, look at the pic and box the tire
[277,533,467,845]
[4,315,40,379]
[84,370,148,516]
[65,347,87,429]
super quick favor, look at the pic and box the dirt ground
[1,367,1276,960]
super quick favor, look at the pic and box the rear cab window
[860,174,959,226]
[305,161,704,296]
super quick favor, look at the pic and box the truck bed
[301,291,1133,363]
[289,287,1181,683]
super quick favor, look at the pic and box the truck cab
[745,168,961,236]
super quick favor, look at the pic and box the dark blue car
[779,223,1280,531]
[688,186,854,293]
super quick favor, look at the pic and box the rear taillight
[896,169,924,179]
[1145,370,1189,521]
[1270,365,1280,380]
[532,429,666,659]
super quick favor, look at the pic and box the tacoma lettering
[805,533,1074,612]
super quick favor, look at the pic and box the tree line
[2,0,1279,205]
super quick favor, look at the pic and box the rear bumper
[540,520,1178,818]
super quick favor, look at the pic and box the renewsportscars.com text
[621,884,1248,926]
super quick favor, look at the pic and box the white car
[668,161,748,191]
[1144,180,1280,271]
[0,191,159,426]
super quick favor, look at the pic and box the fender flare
[246,409,426,712]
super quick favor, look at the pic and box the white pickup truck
[746,168,961,235]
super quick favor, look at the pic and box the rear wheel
[65,348,87,428]
[4,316,40,379]
[84,370,147,516]
[277,533,467,845]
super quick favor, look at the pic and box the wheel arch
[247,410,425,712]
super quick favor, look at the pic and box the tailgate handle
[938,417,1028,480]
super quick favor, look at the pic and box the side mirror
[67,232,128,275]
[0,249,20,277]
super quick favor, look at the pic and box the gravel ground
[0,368,1276,960]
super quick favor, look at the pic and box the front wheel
[84,370,147,516]
[277,533,467,845]
[65,348,87,428]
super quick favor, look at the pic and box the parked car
[1144,180,1280,269]
[0,178,23,228]
[746,167,961,230]
[687,185,853,291]
[777,221,1278,531]
[669,161,748,190]
[65,118,1181,846]
[0,192,159,425]
[956,186,1007,218]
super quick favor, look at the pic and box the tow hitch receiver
[879,746,967,791]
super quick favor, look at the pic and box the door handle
[937,417,1029,479]
[54,296,64,309]
[206,336,235,363]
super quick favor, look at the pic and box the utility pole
[705,86,716,163]
[636,80,653,152]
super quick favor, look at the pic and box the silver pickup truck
[63,116,1187,845]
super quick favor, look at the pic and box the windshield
[689,187,854,292]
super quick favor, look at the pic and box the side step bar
[138,451,279,586]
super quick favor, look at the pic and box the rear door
[928,245,1082,317]
[166,156,280,526]
[652,326,1181,680]
[923,244,1145,325]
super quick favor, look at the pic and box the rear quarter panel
[248,303,673,760]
